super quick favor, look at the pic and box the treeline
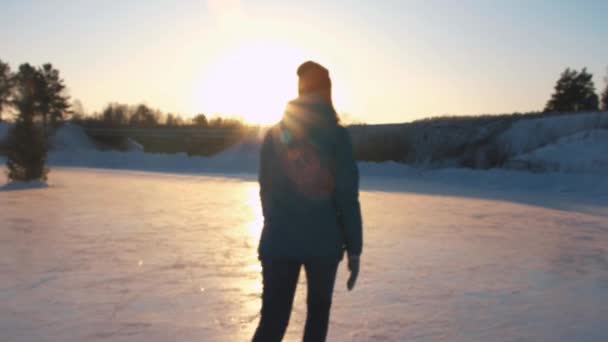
[351,112,522,165]
[74,102,245,130]
[73,103,251,155]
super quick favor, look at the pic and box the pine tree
[5,64,49,181]
[0,59,13,122]
[38,63,70,129]
[6,118,49,181]
[545,67,599,112]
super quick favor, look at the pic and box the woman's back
[253,61,362,342]
[258,93,362,261]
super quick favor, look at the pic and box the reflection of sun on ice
[245,183,263,242]
[243,183,264,297]
[193,41,309,124]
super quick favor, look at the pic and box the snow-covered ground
[509,129,608,173]
[498,112,608,157]
[1,117,607,340]
[1,168,607,341]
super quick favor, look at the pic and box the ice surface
[1,169,607,341]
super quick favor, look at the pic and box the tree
[38,63,70,128]
[601,67,608,111]
[165,113,184,127]
[11,64,44,120]
[129,104,159,127]
[6,63,49,181]
[5,117,48,181]
[192,113,208,127]
[545,67,599,112]
[0,59,13,122]
[102,103,129,126]
[71,99,85,121]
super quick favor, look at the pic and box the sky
[1,0,607,124]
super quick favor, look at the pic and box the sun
[192,40,309,125]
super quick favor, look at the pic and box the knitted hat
[297,61,331,95]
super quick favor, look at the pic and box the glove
[347,254,360,291]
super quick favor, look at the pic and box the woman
[253,61,363,342]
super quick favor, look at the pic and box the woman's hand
[347,254,360,291]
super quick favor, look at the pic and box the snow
[36,120,608,178]
[5,112,608,176]
[1,119,608,341]
[1,168,607,341]
[126,137,144,152]
[348,111,608,169]
[499,112,608,156]
[43,123,261,174]
[50,122,97,151]
[509,129,608,173]
[0,180,48,191]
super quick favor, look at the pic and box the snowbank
[499,112,608,155]
[126,137,144,152]
[46,120,608,177]
[0,179,48,191]
[508,129,608,173]
[47,123,262,174]
[7,113,608,178]
[49,147,260,175]
[51,122,97,151]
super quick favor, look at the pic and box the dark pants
[252,258,339,342]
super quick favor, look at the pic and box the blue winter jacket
[258,94,363,261]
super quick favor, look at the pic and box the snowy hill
[508,129,608,173]
[2,112,608,176]
[47,123,263,174]
[498,112,608,156]
[51,122,98,151]
[350,111,608,173]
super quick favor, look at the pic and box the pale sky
[1,0,607,124]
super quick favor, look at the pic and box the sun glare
[192,41,309,125]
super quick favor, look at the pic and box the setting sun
[192,40,309,124]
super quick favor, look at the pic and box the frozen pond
[1,169,607,341]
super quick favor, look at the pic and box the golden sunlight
[245,183,263,243]
[192,40,311,124]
